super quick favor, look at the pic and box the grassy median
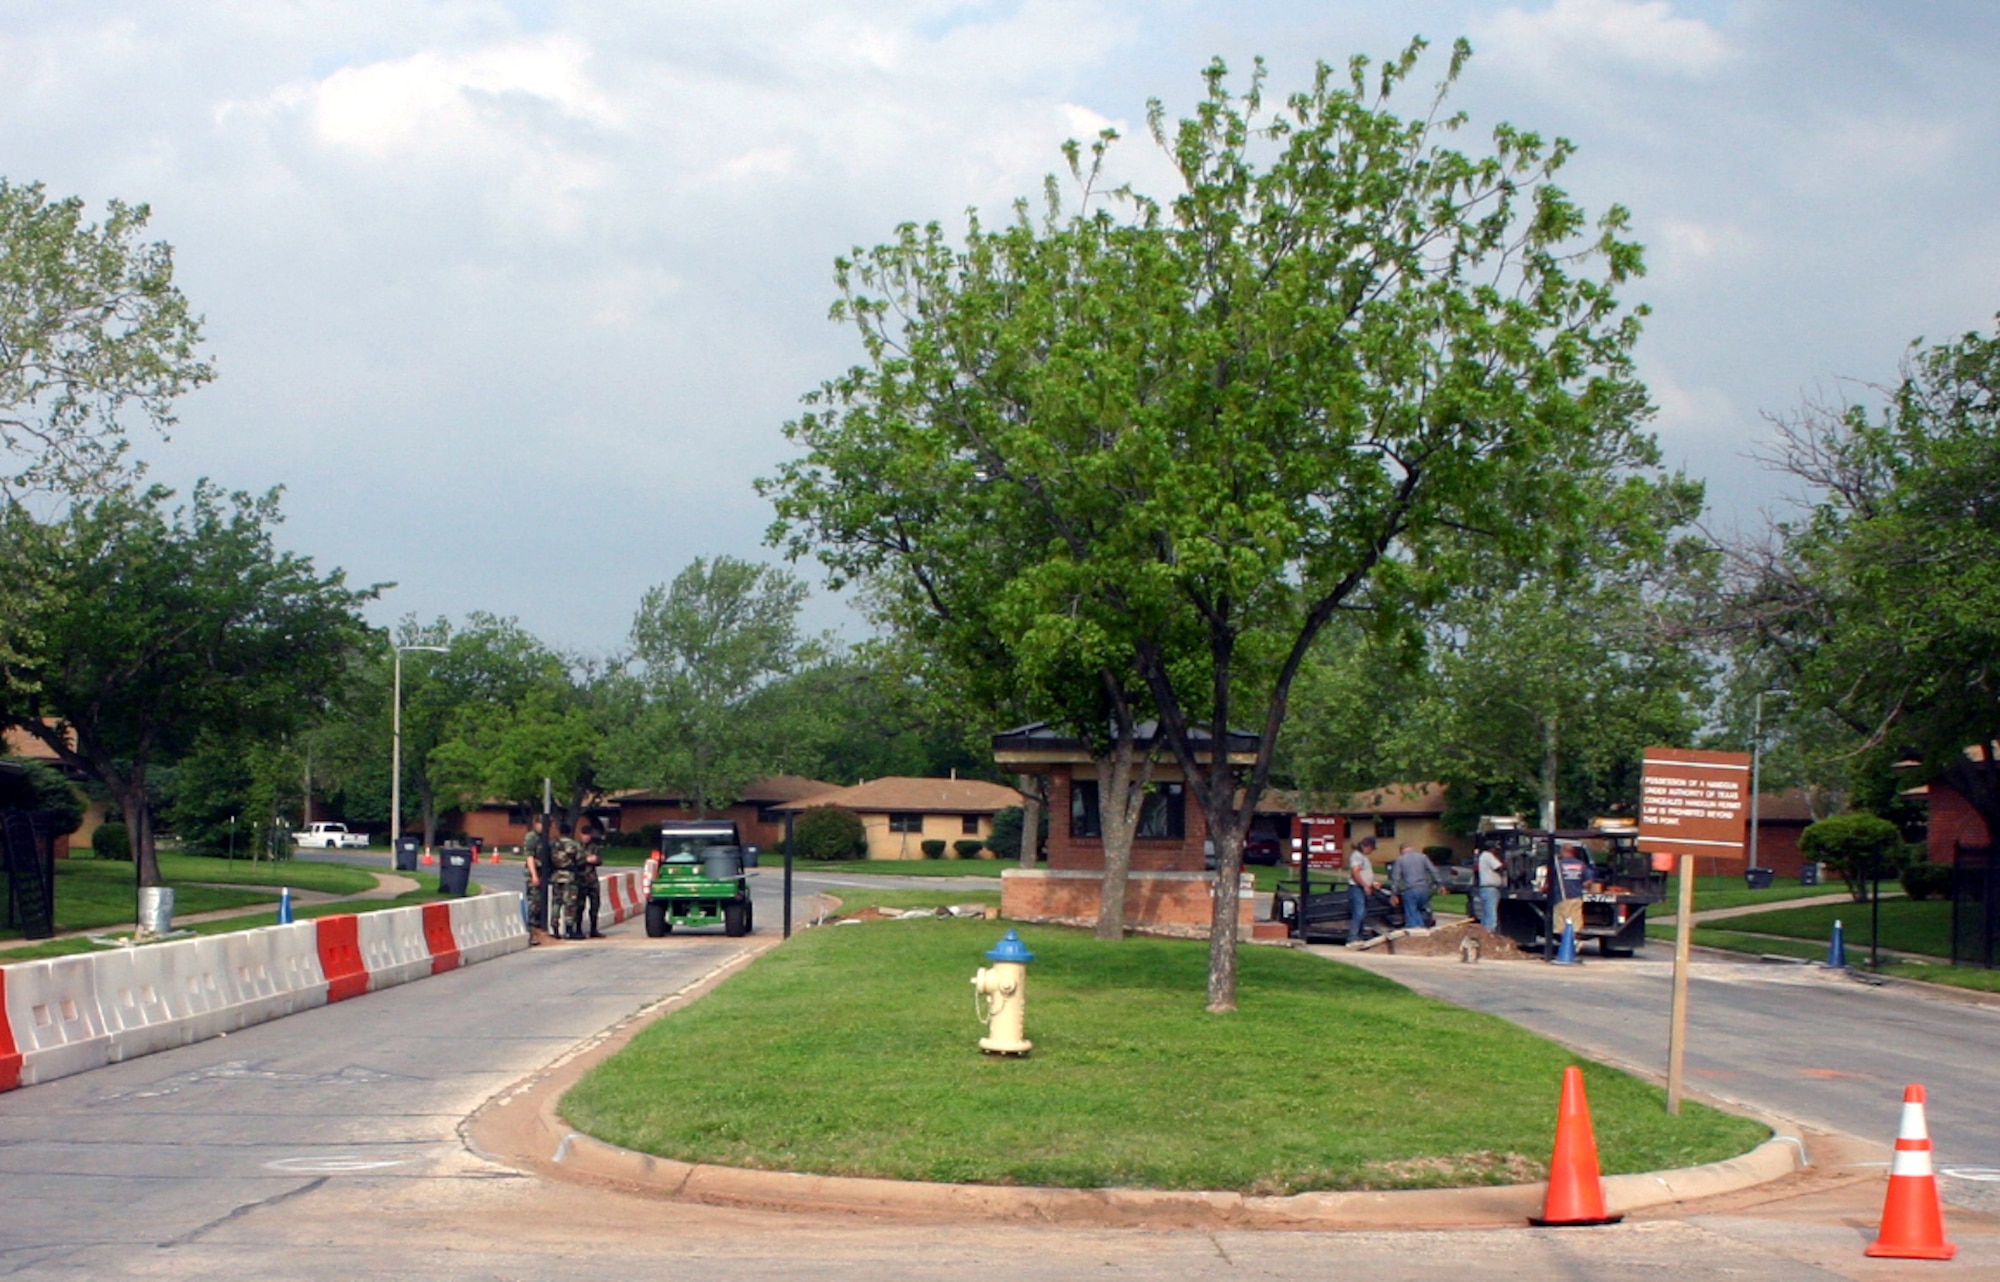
[563,919,1766,1192]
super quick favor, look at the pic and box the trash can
[1799,862,1820,887]
[1744,867,1775,890]
[394,835,421,872]
[438,845,473,897]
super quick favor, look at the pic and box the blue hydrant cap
[985,929,1034,963]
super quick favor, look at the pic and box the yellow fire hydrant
[972,929,1035,1056]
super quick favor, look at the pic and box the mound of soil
[1357,919,1535,961]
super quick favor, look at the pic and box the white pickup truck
[291,822,370,849]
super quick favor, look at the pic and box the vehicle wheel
[644,900,669,938]
[723,901,749,937]
[1599,939,1634,958]
[744,900,754,932]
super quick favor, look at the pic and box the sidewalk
[1653,891,1898,927]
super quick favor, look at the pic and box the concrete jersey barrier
[0,891,529,1092]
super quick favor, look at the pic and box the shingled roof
[778,776,1024,815]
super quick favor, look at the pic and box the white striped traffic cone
[1866,1083,1955,1260]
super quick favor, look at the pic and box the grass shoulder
[563,919,1764,1193]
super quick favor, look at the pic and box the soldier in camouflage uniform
[522,826,549,932]
[577,819,605,938]
[548,822,584,940]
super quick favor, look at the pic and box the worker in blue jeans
[1390,844,1443,928]
[1345,837,1379,945]
[1474,843,1505,932]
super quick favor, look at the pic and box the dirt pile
[1359,920,1535,961]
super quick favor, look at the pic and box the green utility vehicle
[643,820,755,937]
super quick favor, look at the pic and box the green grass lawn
[564,919,1766,1193]
[3,858,272,938]
[1647,924,1836,963]
[776,857,1019,877]
[1719,898,1949,958]
[1658,872,1850,916]
[157,853,380,895]
[826,888,1002,914]
[1882,961,2000,992]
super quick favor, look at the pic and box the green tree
[770,43,1667,1009]
[0,482,376,886]
[1798,812,1903,902]
[393,614,569,846]
[1720,321,2000,855]
[0,180,214,499]
[610,557,812,815]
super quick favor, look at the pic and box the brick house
[775,776,1023,859]
[610,775,839,853]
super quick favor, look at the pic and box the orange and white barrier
[0,892,528,1092]
[604,870,643,924]
[1867,1083,1956,1259]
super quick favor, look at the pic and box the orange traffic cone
[1530,1065,1622,1226]
[1867,1084,1956,1259]
[489,849,500,864]
[421,849,434,866]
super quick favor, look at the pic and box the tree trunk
[1017,774,1042,868]
[1942,751,2000,858]
[1204,812,1247,1013]
[120,778,161,890]
[1094,732,1154,941]
[1539,716,1560,831]
[419,777,437,849]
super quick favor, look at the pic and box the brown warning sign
[1638,746,1751,861]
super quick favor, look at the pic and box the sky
[3,1,1996,655]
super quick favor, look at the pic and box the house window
[757,807,783,825]
[888,813,925,834]
[1374,816,1397,839]
[961,814,980,835]
[1070,782,1186,840]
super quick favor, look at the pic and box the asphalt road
[3,868,1995,1279]
[1330,947,2000,1213]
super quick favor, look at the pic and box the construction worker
[1552,842,1590,943]
[1345,837,1379,945]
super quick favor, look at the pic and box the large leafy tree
[769,43,1669,1009]
[609,557,813,815]
[0,482,375,886]
[1719,320,2000,850]
[0,180,213,500]
[392,613,566,846]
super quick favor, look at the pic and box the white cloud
[1475,0,1730,79]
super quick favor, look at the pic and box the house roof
[1753,788,1819,824]
[609,775,839,807]
[992,720,1259,764]
[1316,782,1452,818]
[778,776,1025,815]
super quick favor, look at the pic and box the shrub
[1901,860,1953,902]
[920,839,948,859]
[953,839,985,860]
[603,823,658,850]
[984,803,1046,860]
[792,805,867,861]
[987,807,1023,859]
[92,821,132,861]
[1799,812,1903,902]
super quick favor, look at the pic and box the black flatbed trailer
[1486,825,1666,957]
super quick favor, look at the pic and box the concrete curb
[463,921,1809,1231]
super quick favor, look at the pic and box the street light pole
[391,644,448,865]
[1748,689,1789,872]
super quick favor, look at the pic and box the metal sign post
[783,812,796,939]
